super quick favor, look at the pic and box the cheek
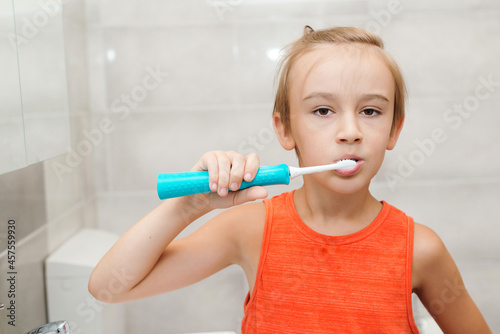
[373,134,391,153]
[292,127,332,163]
[363,126,392,156]
[363,118,393,147]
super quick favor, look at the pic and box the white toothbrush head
[288,159,357,179]
[331,159,357,170]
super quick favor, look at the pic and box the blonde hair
[273,26,406,133]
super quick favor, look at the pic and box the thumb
[232,186,268,206]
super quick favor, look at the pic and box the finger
[204,152,220,192]
[216,151,231,197]
[192,151,217,172]
[243,153,260,182]
[190,153,207,172]
[191,152,219,192]
[227,152,246,191]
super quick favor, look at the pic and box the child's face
[274,44,403,194]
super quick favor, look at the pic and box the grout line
[87,91,500,115]
[83,8,500,29]
[89,103,275,115]
[0,224,47,259]
[0,195,97,258]
[88,95,500,117]
[47,194,96,226]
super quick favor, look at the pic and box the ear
[273,112,296,151]
[386,116,404,150]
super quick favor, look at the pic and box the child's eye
[361,108,381,116]
[314,108,333,116]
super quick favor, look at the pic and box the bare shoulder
[412,223,449,291]
[214,201,266,235]
[225,201,267,262]
[203,200,266,265]
[412,223,491,332]
[413,223,446,265]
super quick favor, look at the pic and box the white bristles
[288,159,357,179]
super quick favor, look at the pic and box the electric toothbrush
[157,159,357,200]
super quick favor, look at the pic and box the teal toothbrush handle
[157,164,290,199]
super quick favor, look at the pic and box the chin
[334,186,365,195]
[328,178,370,195]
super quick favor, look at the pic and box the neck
[293,181,382,235]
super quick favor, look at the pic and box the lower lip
[335,160,362,176]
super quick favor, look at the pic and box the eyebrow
[302,92,337,101]
[302,92,390,103]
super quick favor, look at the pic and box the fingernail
[230,183,238,190]
[211,183,217,191]
[219,188,227,196]
[244,173,252,181]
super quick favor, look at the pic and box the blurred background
[0,0,499,333]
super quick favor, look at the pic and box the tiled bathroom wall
[0,0,96,333]
[86,0,500,333]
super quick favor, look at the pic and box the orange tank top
[241,191,419,333]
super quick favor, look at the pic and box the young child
[89,26,491,333]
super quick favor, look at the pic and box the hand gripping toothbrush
[157,159,357,200]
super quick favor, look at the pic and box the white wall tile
[235,21,317,105]
[377,97,500,184]
[102,25,238,109]
[63,2,89,112]
[93,0,370,27]
[98,107,285,192]
[369,0,500,13]
[230,0,368,22]
[0,164,46,241]
[44,153,85,224]
[0,227,49,334]
[458,261,500,330]
[86,27,109,113]
[98,0,222,27]
[380,12,500,98]
[370,181,500,261]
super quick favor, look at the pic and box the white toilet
[45,228,125,334]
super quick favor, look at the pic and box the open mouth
[336,158,359,163]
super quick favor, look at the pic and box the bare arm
[88,151,267,303]
[413,223,491,333]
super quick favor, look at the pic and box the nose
[336,113,363,144]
